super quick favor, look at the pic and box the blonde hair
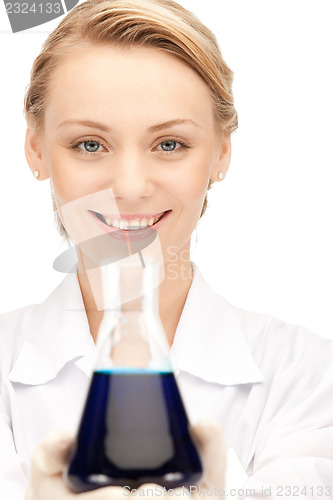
[24,0,238,236]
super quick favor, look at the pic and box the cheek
[47,150,98,206]
[174,160,210,209]
[52,173,91,207]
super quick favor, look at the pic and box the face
[26,44,230,265]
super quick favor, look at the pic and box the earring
[218,171,224,181]
[33,170,40,178]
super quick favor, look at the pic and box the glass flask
[63,257,203,493]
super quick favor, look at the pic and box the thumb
[27,430,76,500]
[32,429,75,476]
[190,419,226,490]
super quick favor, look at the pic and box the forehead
[44,44,215,130]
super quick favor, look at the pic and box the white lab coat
[1,262,333,499]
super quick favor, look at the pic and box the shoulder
[0,303,41,379]
[214,294,333,425]
[226,299,333,389]
[0,303,41,346]
[0,273,77,380]
[234,302,332,360]
[193,263,333,382]
[194,262,332,353]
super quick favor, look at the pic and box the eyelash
[69,137,190,157]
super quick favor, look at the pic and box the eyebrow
[147,119,200,132]
[58,119,111,132]
[58,118,200,133]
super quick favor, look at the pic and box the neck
[77,244,193,347]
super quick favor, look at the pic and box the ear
[211,134,232,182]
[25,128,50,180]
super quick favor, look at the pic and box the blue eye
[69,139,108,156]
[156,139,190,153]
[160,140,178,151]
[78,140,103,153]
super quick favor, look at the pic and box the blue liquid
[64,369,203,492]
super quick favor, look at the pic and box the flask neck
[118,279,158,316]
[101,259,159,315]
[95,258,171,373]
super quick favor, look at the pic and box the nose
[108,151,155,202]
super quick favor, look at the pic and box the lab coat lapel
[8,273,94,385]
[171,263,264,385]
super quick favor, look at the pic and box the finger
[79,486,126,499]
[43,429,75,470]
[138,483,173,498]
[139,482,189,498]
[33,429,75,475]
[190,419,226,490]
[29,430,76,500]
[31,473,77,500]
[138,482,164,493]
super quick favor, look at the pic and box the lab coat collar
[170,262,264,385]
[8,272,93,385]
[9,262,264,386]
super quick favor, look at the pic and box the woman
[1,0,333,498]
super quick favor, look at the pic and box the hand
[25,420,226,499]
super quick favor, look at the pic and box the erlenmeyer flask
[64,257,203,493]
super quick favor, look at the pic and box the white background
[0,1,332,339]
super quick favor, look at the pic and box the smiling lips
[91,210,169,230]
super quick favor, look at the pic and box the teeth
[102,213,165,230]
[140,218,148,228]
